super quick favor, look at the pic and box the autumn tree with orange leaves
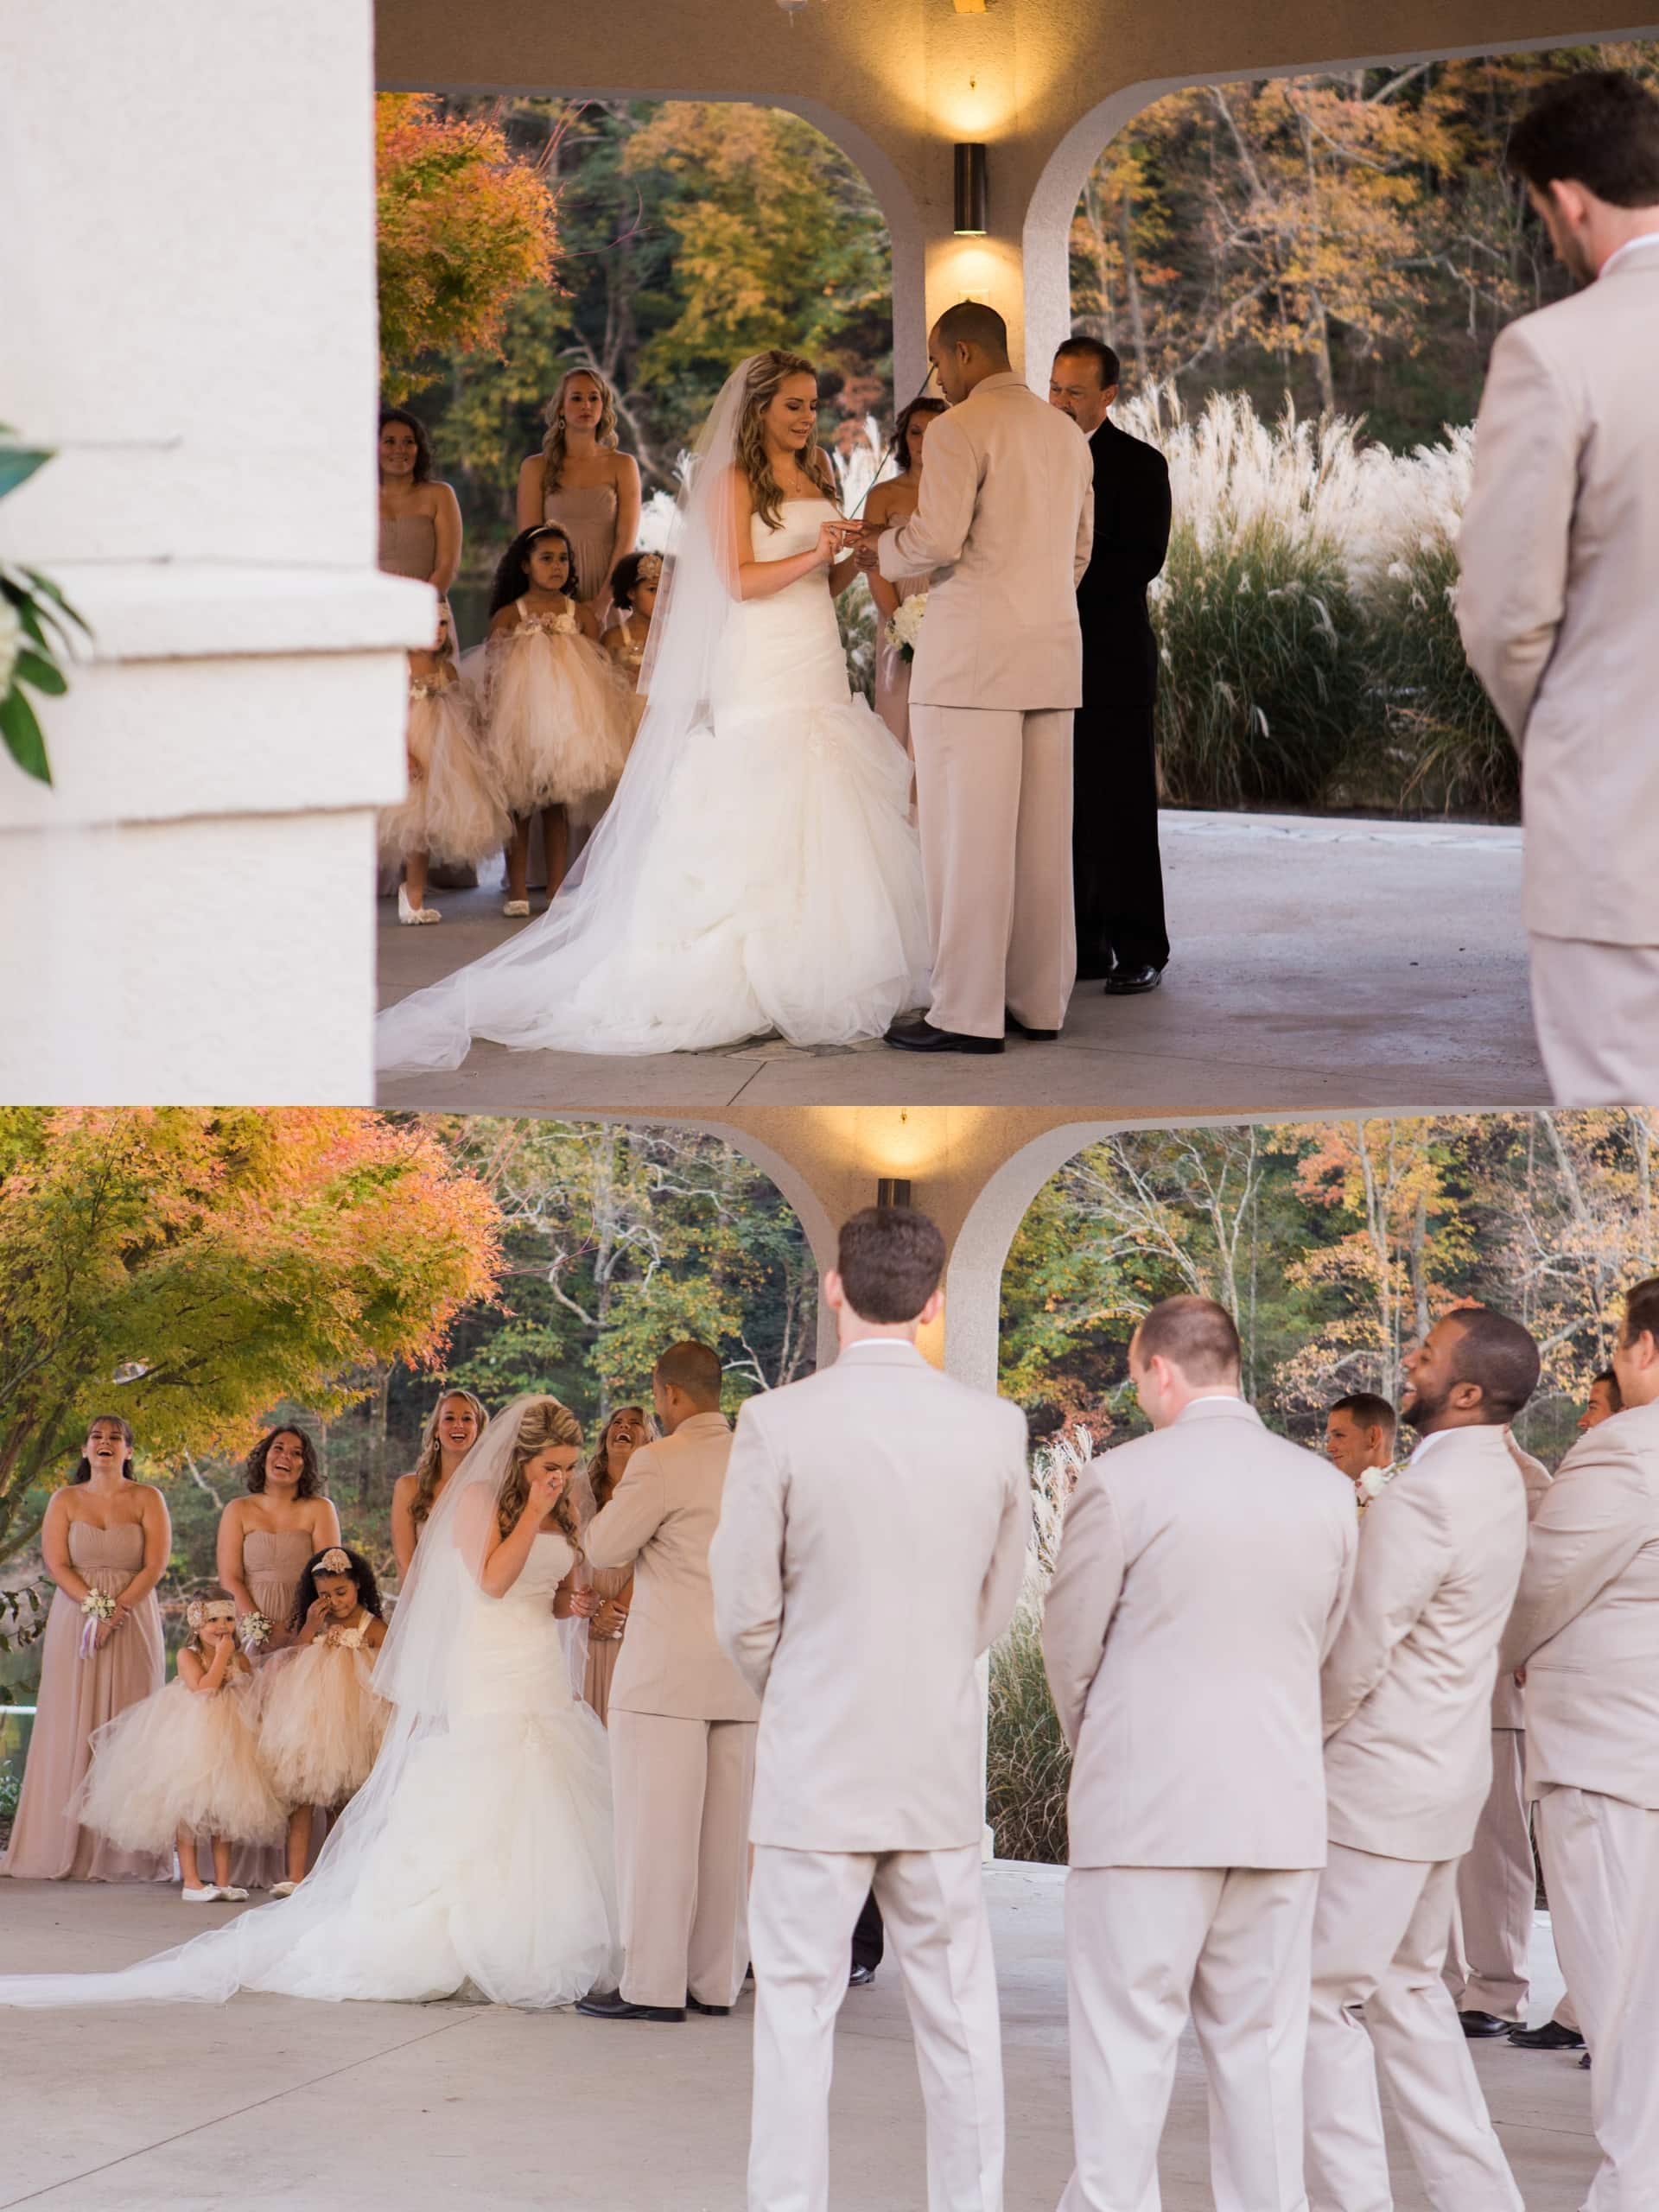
[0,1108,502,1560]
[377,94,560,399]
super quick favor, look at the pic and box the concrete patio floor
[1,1862,1595,2210]
[374,810,1547,1118]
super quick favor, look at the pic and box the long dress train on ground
[376,496,929,1070]
[1,1524,168,1883]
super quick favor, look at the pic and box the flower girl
[485,523,630,914]
[255,1546,389,1897]
[74,1593,285,1904]
[381,608,511,926]
[603,550,661,738]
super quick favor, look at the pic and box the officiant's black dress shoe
[1005,1011,1060,1040]
[686,1995,731,2016]
[1459,2010,1513,2039]
[577,1991,684,2023]
[885,1016,1003,1055]
[1509,2018,1586,2050]
[1103,962,1163,996]
[849,1964,875,1987]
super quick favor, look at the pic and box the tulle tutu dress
[486,601,631,812]
[256,1618,389,1809]
[378,668,510,867]
[74,1663,286,1854]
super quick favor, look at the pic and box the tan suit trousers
[1445,1729,1535,2024]
[747,1842,1003,2212]
[1058,1864,1318,2212]
[1534,1787,1659,2212]
[910,704,1077,1040]
[1529,937,1659,1106]
[1305,1845,1522,2212]
[609,1710,755,2009]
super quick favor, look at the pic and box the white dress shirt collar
[836,1337,929,1367]
[1171,1392,1262,1427]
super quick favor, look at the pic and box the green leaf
[0,447,54,501]
[15,649,67,698]
[0,687,52,785]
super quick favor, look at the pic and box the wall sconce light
[954,143,988,237]
[876,1177,912,1210]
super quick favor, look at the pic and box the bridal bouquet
[887,592,928,664]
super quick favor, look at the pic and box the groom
[710,1204,1031,2209]
[867,302,1096,1054]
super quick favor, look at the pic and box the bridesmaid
[864,396,947,753]
[378,407,463,627]
[515,369,641,628]
[2,1415,171,1881]
[215,1425,340,1887]
[577,1405,648,1726]
[391,1387,488,1582]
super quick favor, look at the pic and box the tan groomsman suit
[1307,1425,1530,2212]
[709,1338,1030,2212]
[1444,1433,1554,2025]
[1502,1400,1659,2211]
[1457,234,1659,1104]
[878,373,1095,1039]
[1041,1395,1357,2212]
[585,1408,760,2010]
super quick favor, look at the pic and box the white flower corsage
[238,1611,273,1652]
[887,592,928,664]
[77,1587,118,1656]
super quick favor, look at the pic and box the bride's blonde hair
[495,1396,584,1543]
[735,350,836,531]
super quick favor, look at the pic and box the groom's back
[738,1341,1029,1853]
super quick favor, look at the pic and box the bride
[0,1397,621,2012]
[376,351,930,1071]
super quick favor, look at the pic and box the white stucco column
[0,0,426,1104]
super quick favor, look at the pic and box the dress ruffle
[379,679,510,866]
[74,1673,286,1853]
[255,1642,389,1808]
[485,626,632,811]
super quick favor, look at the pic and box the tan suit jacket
[1502,1400,1659,1810]
[1043,1395,1357,1871]
[1323,1425,1530,1862]
[1457,239,1659,944]
[1491,1433,1552,1729]
[878,372,1095,711]
[709,1338,1030,1852]
[584,1409,760,1724]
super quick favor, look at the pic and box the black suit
[1074,415,1173,979]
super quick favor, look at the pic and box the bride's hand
[816,519,852,569]
[525,1466,566,1519]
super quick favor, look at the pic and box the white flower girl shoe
[181,1885,222,1903]
[398,886,442,925]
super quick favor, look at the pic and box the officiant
[1050,339,1173,995]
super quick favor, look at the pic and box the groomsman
[876,300,1095,1054]
[1306,1307,1539,2212]
[710,1206,1030,2212]
[1457,71,1659,1103]
[1445,1429,1553,2040]
[1324,1390,1397,1510]
[1041,1295,1357,2211]
[578,1340,760,2024]
[1048,338,1173,995]
[1502,1277,1659,2201]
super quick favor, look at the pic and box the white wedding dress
[0,1529,621,2012]
[376,489,931,1071]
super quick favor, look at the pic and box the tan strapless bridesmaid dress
[2,1522,168,1881]
[543,482,620,607]
[231,1529,328,1886]
[582,1563,631,1727]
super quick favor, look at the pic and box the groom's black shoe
[1103,961,1163,996]
[1005,1011,1060,1041]
[686,1995,732,2016]
[1509,2018,1586,2051]
[885,1016,1003,1055]
[1459,2010,1513,2039]
[576,1991,685,2024]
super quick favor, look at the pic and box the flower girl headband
[315,1548,353,1575]
[185,1598,237,1630]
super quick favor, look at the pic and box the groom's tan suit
[709,1338,1031,2212]
[1306,1425,1531,2212]
[1041,1395,1357,2212]
[585,1408,760,2010]
[1457,235,1659,1103]
[878,372,1095,1039]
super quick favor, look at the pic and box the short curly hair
[245,1426,323,1498]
